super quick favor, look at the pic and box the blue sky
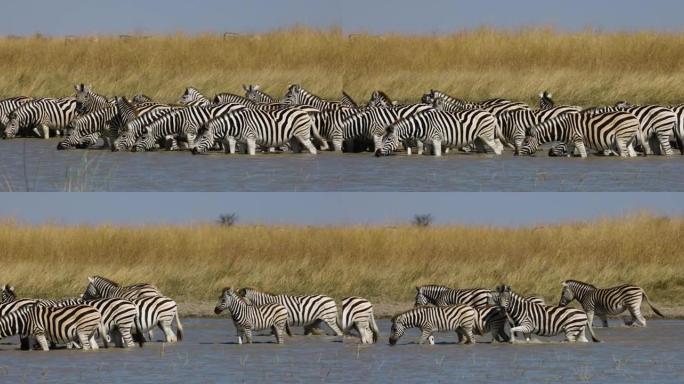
[0,193,680,226]
[0,0,681,36]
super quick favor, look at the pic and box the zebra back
[243,84,276,103]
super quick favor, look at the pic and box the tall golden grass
[1,27,684,105]
[0,214,681,312]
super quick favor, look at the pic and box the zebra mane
[563,279,597,289]
[341,91,359,108]
[372,90,392,103]
[238,287,277,297]
[92,275,119,287]
[115,96,139,117]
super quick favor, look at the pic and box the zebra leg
[417,140,424,155]
[246,138,257,155]
[405,145,412,156]
[160,319,177,342]
[509,325,532,343]
[77,331,92,350]
[41,124,50,139]
[296,135,318,155]
[418,327,433,344]
[574,140,588,158]
[35,334,50,351]
[479,136,502,155]
[89,334,99,350]
[657,130,674,155]
[599,314,609,328]
[323,317,344,336]
[332,139,343,152]
[628,305,647,327]
[243,328,253,344]
[432,140,442,157]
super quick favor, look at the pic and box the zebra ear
[504,285,512,292]
[415,286,420,292]
[242,84,249,91]
[87,276,94,283]
[539,92,544,98]
[74,84,82,92]
[548,93,553,99]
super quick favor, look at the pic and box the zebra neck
[570,283,595,302]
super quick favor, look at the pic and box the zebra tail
[99,323,110,348]
[175,314,184,341]
[587,323,601,343]
[635,126,646,157]
[369,310,380,343]
[133,327,146,347]
[643,292,665,317]
[285,322,293,337]
[674,120,684,155]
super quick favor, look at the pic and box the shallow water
[1,139,684,191]
[0,318,682,383]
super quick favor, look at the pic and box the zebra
[340,91,359,109]
[671,104,684,154]
[497,107,581,154]
[57,105,120,149]
[414,285,492,309]
[282,84,341,110]
[3,97,78,139]
[586,104,677,155]
[243,84,276,103]
[311,107,360,151]
[132,295,183,343]
[375,108,502,156]
[82,275,162,301]
[490,285,599,343]
[389,304,475,345]
[471,306,510,342]
[558,280,664,328]
[538,91,555,110]
[421,89,521,111]
[213,92,258,106]
[74,84,111,114]
[0,305,102,351]
[238,288,343,336]
[133,103,245,151]
[367,90,396,108]
[0,96,32,128]
[191,107,317,155]
[113,103,180,151]
[214,287,290,344]
[178,87,211,106]
[340,297,379,344]
[340,104,432,153]
[132,94,154,104]
[520,112,641,157]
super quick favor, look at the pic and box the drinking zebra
[0,305,102,351]
[179,87,211,106]
[238,288,343,336]
[498,107,581,154]
[191,107,317,155]
[558,280,664,328]
[414,285,492,309]
[520,112,641,157]
[214,287,290,344]
[3,97,78,139]
[243,84,276,103]
[133,103,245,151]
[341,297,379,344]
[0,96,32,128]
[389,304,475,345]
[472,306,510,343]
[74,84,111,114]
[57,105,120,149]
[375,108,502,156]
[113,103,179,151]
[82,276,162,301]
[490,285,599,343]
[132,295,183,343]
[282,84,341,110]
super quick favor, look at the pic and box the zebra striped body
[587,104,677,155]
[415,285,492,309]
[340,91,359,108]
[179,87,211,106]
[238,288,343,335]
[0,305,102,350]
[134,103,244,151]
[3,98,78,139]
[341,104,432,153]
[367,91,395,108]
[0,299,38,317]
[74,84,111,114]
[498,108,581,153]
[57,105,119,149]
[132,296,183,343]
[672,104,684,154]
[215,287,289,344]
[312,107,359,151]
[490,285,599,343]
[472,306,510,342]
[389,304,475,345]
[341,297,379,344]
[283,84,341,110]
[113,104,179,151]
[82,275,162,301]
[559,280,664,328]
[192,107,316,155]
[0,96,32,127]
[521,112,641,157]
[243,84,276,103]
[376,109,502,156]
[423,90,524,113]
[213,93,257,106]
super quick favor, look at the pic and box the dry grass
[0,213,682,317]
[1,27,684,105]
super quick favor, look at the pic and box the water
[1,139,684,191]
[0,318,682,383]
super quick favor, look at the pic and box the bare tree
[412,214,433,227]
[217,213,238,227]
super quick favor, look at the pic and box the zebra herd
[0,277,664,349]
[0,276,182,350]
[1,84,683,158]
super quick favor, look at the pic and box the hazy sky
[0,193,680,226]
[0,0,681,36]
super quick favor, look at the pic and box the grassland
[1,27,684,106]
[0,214,682,317]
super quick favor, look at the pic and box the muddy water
[1,139,683,191]
[0,318,682,383]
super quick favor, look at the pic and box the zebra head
[558,282,577,307]
[420,90,436,105]
[74,83,93,114]
[538,91,554,110]
[112,131,135,152]
[179,87,209,106]
[414,286,431,306]
[56,123,79,150]
[2,111,20,139]
[132,94,153,104]
[282,84,302,105]
[375,124,399,157]
[133,127,156,152]
[191,126,214,155]
[82,276,102,300]
[368,90,393,108]
[215,287,238,315]
[1,285,16,303]
[388,313,407,345]
[491,285,513,310]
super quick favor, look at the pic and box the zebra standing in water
[490,285,599,343]
[558,280,664,328]
[238,288,343,336]
[243,84,276,103]
[415,285,492,309]
[3,98,78,139]
[74,84,111,114]
[178,87,212,106]
[282,84,341,110]
[375,108,502,156]
[215,287,290,344]
[340,297,380,344]
[0,96,32,127]
[57,105,120,149]
[389,304,475,345]
[520,112,641,157]
[0,305,102,351]
[82,276,162,300]
[498,107,581,154]
[671,104,684,154]
[131,295,183,343]
[113,102,180,151]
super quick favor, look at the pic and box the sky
[0,193,680,226]
[0,0,681,36]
